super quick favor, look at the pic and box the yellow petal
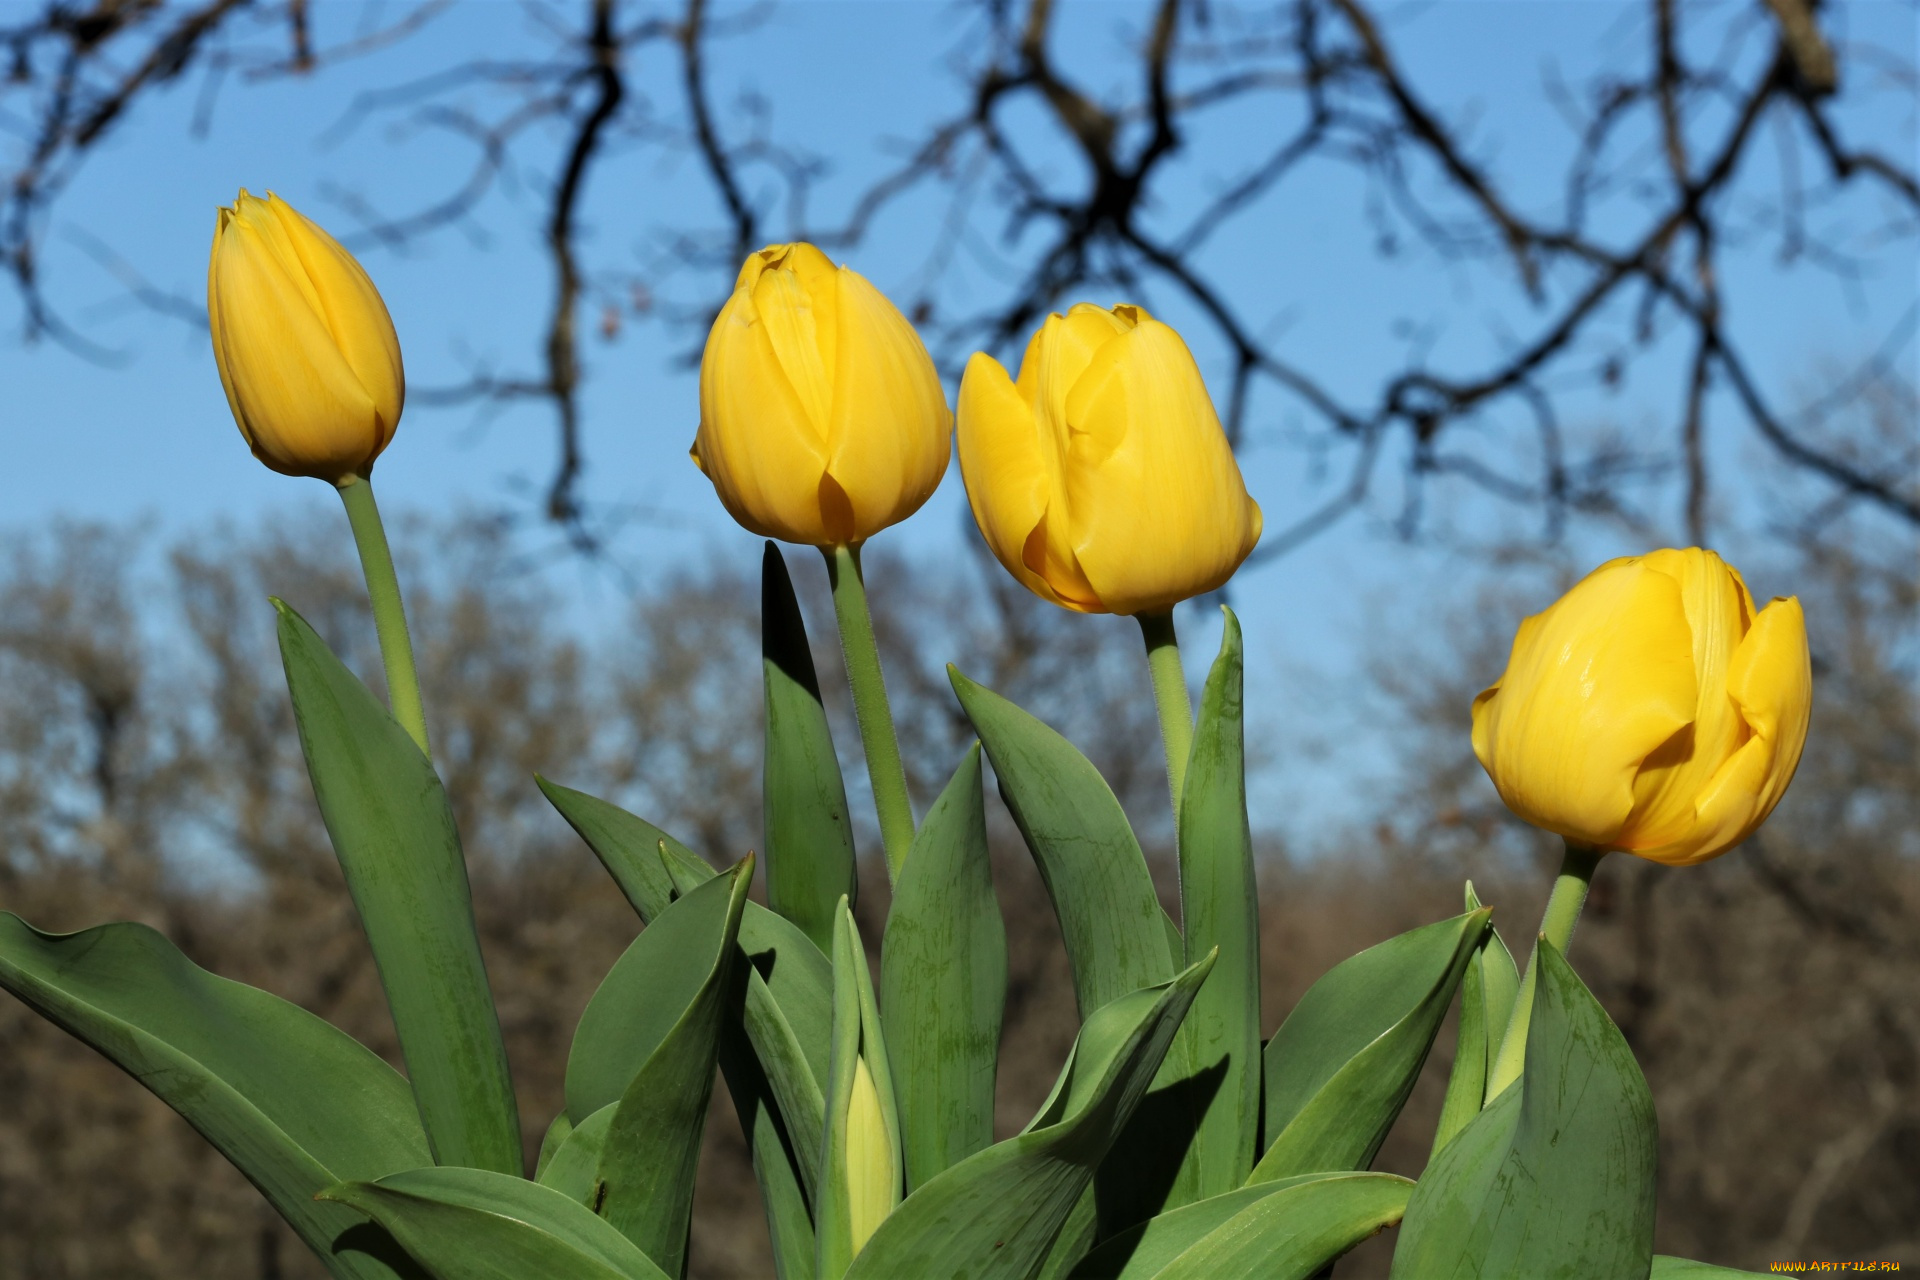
[845,1056,898,1257]
[1474,558,1698,846]
[694,286,830,542]
[264,194,404,445]
[957,353,1073,606]
[825,265,950,542]
[210,209,383,480]
[752,261,833,439]
[1062,314,1260,615]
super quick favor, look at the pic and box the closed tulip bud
[956,303,1262,616]
[1472,548,1812,867]
[843,1054,898,1256]
[208,191,405,483]
[691,243,951,546]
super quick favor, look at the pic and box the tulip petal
[266,195,405,447]
[694,289,830,543]
[211,213,382,480]
[1636,595,1812,866]
[1062,316,1260,615]
[825,266,951,542]
[753,266,834,440]
[1473,559,1698,847]
[957,353,1076,607]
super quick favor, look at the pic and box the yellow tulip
[956,303,1262,616]
[208,191,404,483]
[843,1054,899,1256]
[1472,548,1812,867]
[691,243,951,546]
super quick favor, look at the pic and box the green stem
[338,477,431,757]
[1138,611,1194,817]
[824,544,914,880]
[1486,841,1604,1098]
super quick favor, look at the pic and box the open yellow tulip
[208,190,404,483]
[956,303,1262,616]
[691,243,951,547]
[1472,548,1811,866]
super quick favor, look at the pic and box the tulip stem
[1486,841,1604,1099]
[1138,611,1194,817]
[338,477,431,757]
[824,544,914,880]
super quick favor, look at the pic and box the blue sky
[3,0,1914,842]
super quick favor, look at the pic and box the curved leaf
[1650,1258,1772,1278]
[842,954,1217,1280]
[1430,883,1516,1161]
[881,743,1007,1192]
[1175,608,1259,1197]
[818,900,903,1280]
[763,541,858,953]
[277,600,519,1174]
[0,913,430,1279]
[537,1104,612,1206]
[1069,1172,1375,1278]
[322,1167,669,1280]
[535,778,714,924]
[1253,907,1490,1182]
[1389,939,1658,1280]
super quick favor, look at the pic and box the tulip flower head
[956,303,1262,616]
[1472,548,1811,867]
[692,243,951,547]
[208,191,405,483]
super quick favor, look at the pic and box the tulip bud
[691,243,951,546]
[207,191,405,483]
[843,1054,899,1256]
[1472,548,1812,866]
[956,304,1262,616]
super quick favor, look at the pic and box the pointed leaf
[950,667,1174,1016]
[537,1104,612,1206]
[763,542,859,953]
[1252,908,1490,1182]
[1388,940,1658,1280]
[0,914,429,1280]
[595,858,752,1273]
[1175,608,1260,1197]
[842,955,1216,1280]
[743,966,827,1203]
[321,1167,669,1280]
[720,1026,819,1280]
[536,778,713,923]
[276,600,518,1174]
[1430,885,1498,1160]
[1650,1259,1772,1278]
[535,1113,575,1183]
[818,900,903,1280]
[1069,1173,1355,1278]
[881,744,1007,1191]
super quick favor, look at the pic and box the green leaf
[0,914,431,1280]
[818,900,903,1280]
[743,966,828,1204]
[881,744,1007,1192]
[763,542,859,954]
[1253,907,1490,1183]
[1388,940,1658,1280]
[322,1167,670,1280]
[1072,1172,1412,1279]
[1430,884,1504,1161]
[1175,608,1260,1197]
[842,954,1217,1280]
[1476,917,1520,1108]
[720,1032,819,1280]
[535,1113,576,1183]
[949,667,1175,1016]
[275,600,519,1174]
[536,1103,612,1206]
[535,778,714,924]
[1650,1258,1773,1278]
[595,859,753,1273]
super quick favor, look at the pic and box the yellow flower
[691,243,951,546]
[955,303,1262,616]
[207,190,404,483]
[1472,548,1812,867]
[843,1054,898,1257]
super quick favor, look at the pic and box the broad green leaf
[537,1104,612,1206]
[1430,884,1501,1160]
[743,967,827,1202]
[720,1026,818,1280]
[1073,1172,1412,1279]
[0,914,430,1280]
[1175,609,1260,1197]
[1650,1259,1772,1277]
[1252,908,1490,1182]
[276,600,519,1174]
[565,860,749,1121]
[1389,940,1658,1280]
[535,777,714,923]
[321,1167,669,1280]
[763,541,858,954]
[881,744,1007,1191]
[950,667,1175,1015]
[595,858,752,1273]
[818,900,903,1280]
[842,954,1216,1280]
